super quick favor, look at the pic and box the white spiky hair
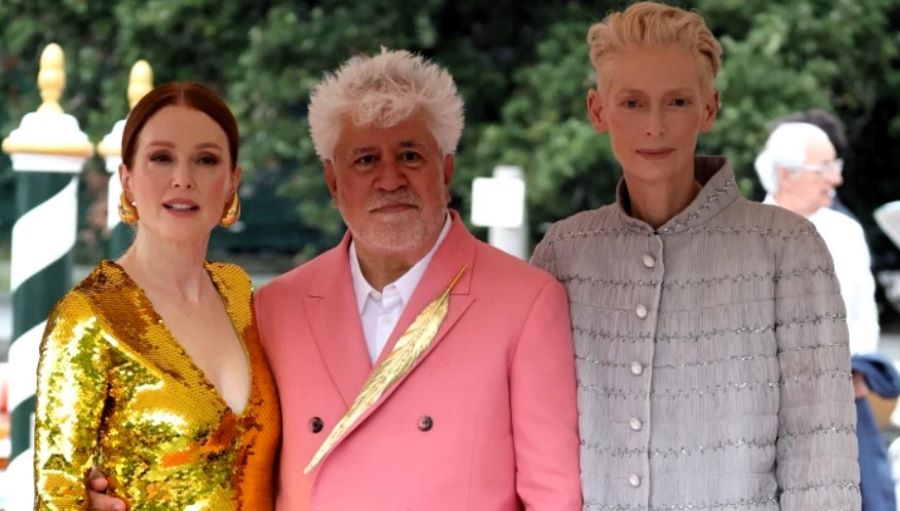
[308,48,465,161]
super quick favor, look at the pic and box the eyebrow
[615,88,697,96]
[144,141,223,151]
[347,140,427,156]
[349,146,379,157]
[145,141,176,149]
[195,142,224,151]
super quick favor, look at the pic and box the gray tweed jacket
[532,156,860,511]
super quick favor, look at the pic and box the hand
[87,467,127,511]
[852,371,869,399]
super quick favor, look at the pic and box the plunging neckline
[103,259,255,417]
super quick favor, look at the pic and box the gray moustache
[368,192,421,211]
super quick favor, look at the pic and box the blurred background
[0,0,899,504]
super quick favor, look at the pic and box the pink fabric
[255,213,582,510]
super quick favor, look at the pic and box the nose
[824,168,843,187]
[172,161,194,189]
[374,159,407,191]
[644,106,665,137]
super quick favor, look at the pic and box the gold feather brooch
[304,264,468,473]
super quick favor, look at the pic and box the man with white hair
[755,121,880,356]
[253,49,581,510]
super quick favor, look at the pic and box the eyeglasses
[788,158,844,175]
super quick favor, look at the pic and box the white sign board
[471,176,525,228]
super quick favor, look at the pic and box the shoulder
[42,266,112,342]
[471,238,563,295]
[719,198,827,248]
[538,205,619,246]
[53,262,120,317]
[258,245,343,298]
[48,287,95,322]
[726,198,815,231]
[813,207,867,237]
[206,261,256,299]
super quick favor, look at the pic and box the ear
[587,88,609,134]
[118,163,132,200]
[776,166,792,184]
[700,89,719,133]
[441,154,455,204]
[323,159,338,199]
[442,154,455,187]
[229,165,243,196]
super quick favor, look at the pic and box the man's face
[324,112,454,261]
[777,136,842,215]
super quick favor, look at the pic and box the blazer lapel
[304,235,373,408]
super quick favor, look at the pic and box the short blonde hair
[587,1,722,96]
[308,48,465,160]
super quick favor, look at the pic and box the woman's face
[587,45,718,185]
[120,105,240,243]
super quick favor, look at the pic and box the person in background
[771,109,858,219]
[532,3,860,510]
[34,82,280,510]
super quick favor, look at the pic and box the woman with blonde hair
[532,2,859,510]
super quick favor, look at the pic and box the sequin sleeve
[34,292,111,511]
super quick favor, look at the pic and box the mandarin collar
[614,155,739,235]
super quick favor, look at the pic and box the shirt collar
[348,213,453,314]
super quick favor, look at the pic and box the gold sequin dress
[34,260,281,511]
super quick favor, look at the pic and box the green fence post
[1,43,92,510]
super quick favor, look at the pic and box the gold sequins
[34,261,280,510]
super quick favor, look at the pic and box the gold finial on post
[128,60,153,110]
[37,43,65,114]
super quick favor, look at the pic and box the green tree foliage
[1,0,897,258]
[698,0,900,201]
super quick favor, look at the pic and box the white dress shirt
[349,215,452,363]
[766,196,880,354]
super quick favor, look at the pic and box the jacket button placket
[627,235,663,506]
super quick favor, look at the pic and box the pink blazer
[255,214,581,510]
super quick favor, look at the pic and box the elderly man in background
[773,109,859,219]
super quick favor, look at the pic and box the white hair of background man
[753,122,832,194]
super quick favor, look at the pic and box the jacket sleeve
[774,226,860,510]
[530,227,559,278]
[510,278,582,510]
[33,293,110,511]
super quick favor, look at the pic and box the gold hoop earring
[118,192,139,225]
[219,193,241,227]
